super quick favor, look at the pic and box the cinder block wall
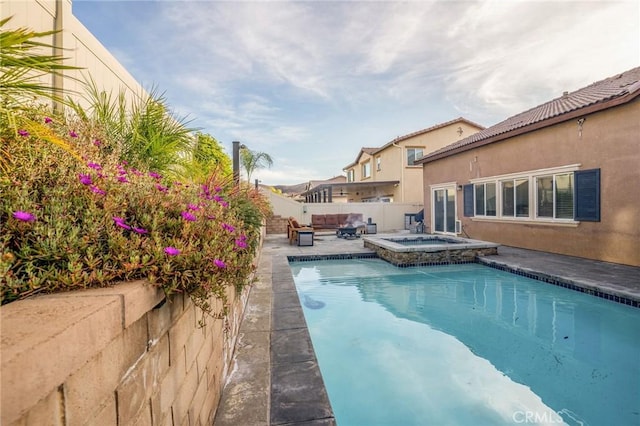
[266,214,288,234]
[1,280,250,425]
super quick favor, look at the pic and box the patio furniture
[311,213,364,231]
[336,226,360,239]
[288,217,314,245]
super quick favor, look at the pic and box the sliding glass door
[432,187,456,234]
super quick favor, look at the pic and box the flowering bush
[0,108,271,321]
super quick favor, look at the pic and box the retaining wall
[1,278,250,425]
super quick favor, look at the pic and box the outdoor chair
[288,217,314,245]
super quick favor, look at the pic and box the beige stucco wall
[2,0,145,108]
[345,120,483,203]
[422,99,640,266]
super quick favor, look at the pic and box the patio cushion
[312,215,326,226]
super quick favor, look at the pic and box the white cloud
[443,0,640,121]
[75,0,640,185]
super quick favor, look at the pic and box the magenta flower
[78,174,93,185]
[214,186,222,193]
[221,223,235,233]
[114,220,131,230]
[133,227,148,234]
[235,239,248,249]
[93,139,102,147]
[219,201,229,208]
[118,168,127,176]
[131,168,143,176]
[44,117,52,124]
[164,247,181,256]
[155,184,168,192]
[117,176,129,183]
[112,216,131,229]
[18,129,29,137]
[69,130,78,138]
[90,185,106,195]
[13,211,36,222]
[181,211,197,222]
[149,171,162,179]
[187,203,200,211]
[213,195,224,203]
[213,259,226,268]
[87,162,102,171]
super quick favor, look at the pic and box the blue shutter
[574,169,600,221]
[463,184,474,217]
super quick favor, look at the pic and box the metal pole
[232,141,240,187]
[255,179,259,190]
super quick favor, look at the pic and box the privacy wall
[3,0,145,108]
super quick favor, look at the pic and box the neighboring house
[417,67,640,267]
[309,117,484,203]
[301,175,349,203]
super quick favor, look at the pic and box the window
[362,161,371,178]
[474,182,496,216]
[464,165,596,223]
[501,178,529,217]
[536,173,573,219]
[406,148,423,166]
[347,169,354,182]
[376,156,382,171]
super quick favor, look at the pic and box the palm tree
[240,147,273,184]
[69,78,195,178]
[0,17,80,108]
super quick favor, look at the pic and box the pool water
[290,259,640,426]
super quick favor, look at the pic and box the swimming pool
[290,258,640,426]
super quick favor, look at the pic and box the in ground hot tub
[363,234,499,266]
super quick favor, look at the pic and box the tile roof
[342,147,381,170]
[420,66,640,163]
[343,117,484,170]
[372,116,485,154]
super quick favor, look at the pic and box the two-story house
[337,117,485,203]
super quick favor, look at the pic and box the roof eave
[418,90,640,165]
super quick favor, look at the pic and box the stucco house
[303,117,484,203]
[417,67,640,267]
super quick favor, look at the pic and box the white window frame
[347,169,354,183]
[470,164,580,225]
[376,156,382,171]
[535,173,574,220]
[362,161,371,179]
[474,181,497,217]
[430,182,458,235]
[406,147,424,166]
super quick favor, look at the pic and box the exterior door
[432,187,456,234]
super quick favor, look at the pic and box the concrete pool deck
[213,232,640,425]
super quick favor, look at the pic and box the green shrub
[0,109,269,322]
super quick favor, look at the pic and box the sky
[73,0,639,186]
